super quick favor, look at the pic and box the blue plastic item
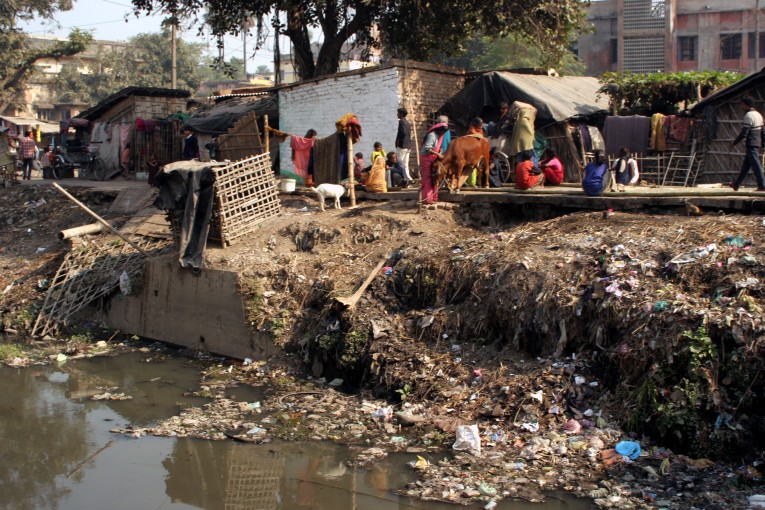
[615,440,641,460]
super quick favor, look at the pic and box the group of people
[353,141,412,193]
[581,147,639,196]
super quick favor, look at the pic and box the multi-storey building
[578,0,764,76]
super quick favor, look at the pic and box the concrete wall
[579,0,765,75]
[278,62,465,175]
[106,255,276,360]
[278,67,401,174]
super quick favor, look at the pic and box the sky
[20,0,278,73]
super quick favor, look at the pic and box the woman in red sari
[420,122,448,205]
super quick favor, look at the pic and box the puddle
[0,351,593,509]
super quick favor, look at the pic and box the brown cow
[435,134,491,192]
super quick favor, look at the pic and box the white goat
[310,183,347,211]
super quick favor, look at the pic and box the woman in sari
[420,122,448,204]
[363,155,388,193]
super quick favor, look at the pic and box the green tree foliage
[51,30,207,104]
[442,34,585,76]
[255,64,271,75]
[198,56,245,82]
[1,0,91,110]
[598,71,744,116]
[130,0,590,80]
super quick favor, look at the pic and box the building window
[678,36,697,61]
[748,32,765,59]
[721,33,742,60]
[610,39,618,64]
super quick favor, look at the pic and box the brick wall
[134,96,187,120]
[396,67,465,155]
[278,63,465,175]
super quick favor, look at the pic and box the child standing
[147,154,160,186]
[371,142,386,165]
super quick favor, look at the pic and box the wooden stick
[335,253,388,309]
[263,114,270,154]
[347,132,356,207]
[52,183,150,257]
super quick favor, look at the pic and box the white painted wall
[278,67,403,176]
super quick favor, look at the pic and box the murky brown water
[0,351,593,509]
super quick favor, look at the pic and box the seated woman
[386,152,410,188]
[362,155,388,193]
[582,150,610,196]
[610,146,639,192]
[539,147,564,186]
[354,152,366,182]
[515,150,545,190]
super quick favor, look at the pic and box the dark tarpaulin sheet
[437,71,609,130]
[185,97,278,136]
[155,160,226,270]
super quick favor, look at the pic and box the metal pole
[273,13,281,86]
[52,183,150,257]
[347,132,356,207]
[171,21,177,88]
[242,16,248,81]
[757,0,761,72]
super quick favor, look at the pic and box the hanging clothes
[603,115,650,156]
[589,126,605,151]
[312,134,341,185]
[650,113,667,151]
[665,115,692,142]
[509,110,535,156]
[290,135,315,180]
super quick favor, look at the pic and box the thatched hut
[437,71,609,182]
[691,69,763,185]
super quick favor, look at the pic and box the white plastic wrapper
[119,270,131,295]
[453,424,481,456]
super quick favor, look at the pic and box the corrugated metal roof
[0,116,59,133]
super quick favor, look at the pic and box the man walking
[18,131,37,180]
[730,96,765,192]
[395,108,413,182]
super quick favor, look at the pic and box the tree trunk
[284,0,374,80]
[285,5,315,81]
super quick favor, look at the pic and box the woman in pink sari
[420,122,448,205]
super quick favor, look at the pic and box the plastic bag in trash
[119,270,131,295]
[615,440,641,460]
[453,424,481,456]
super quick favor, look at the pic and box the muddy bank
[1,185,765,508]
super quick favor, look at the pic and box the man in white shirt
[730,96,765,192]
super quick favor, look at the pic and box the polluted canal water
[1,350,593,509]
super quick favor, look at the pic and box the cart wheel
[93,159,106,181]
[493,151,512,183]
[51,161,62,180]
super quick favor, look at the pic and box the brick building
[579,0,764,76]
[277,60,465,176]
[76,87,191,178]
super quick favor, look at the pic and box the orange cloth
[363,155,387,193]
[515,160,544,189]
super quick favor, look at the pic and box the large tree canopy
[52,30,207,104]
[130,0,590,81]
[1,0,91,111]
